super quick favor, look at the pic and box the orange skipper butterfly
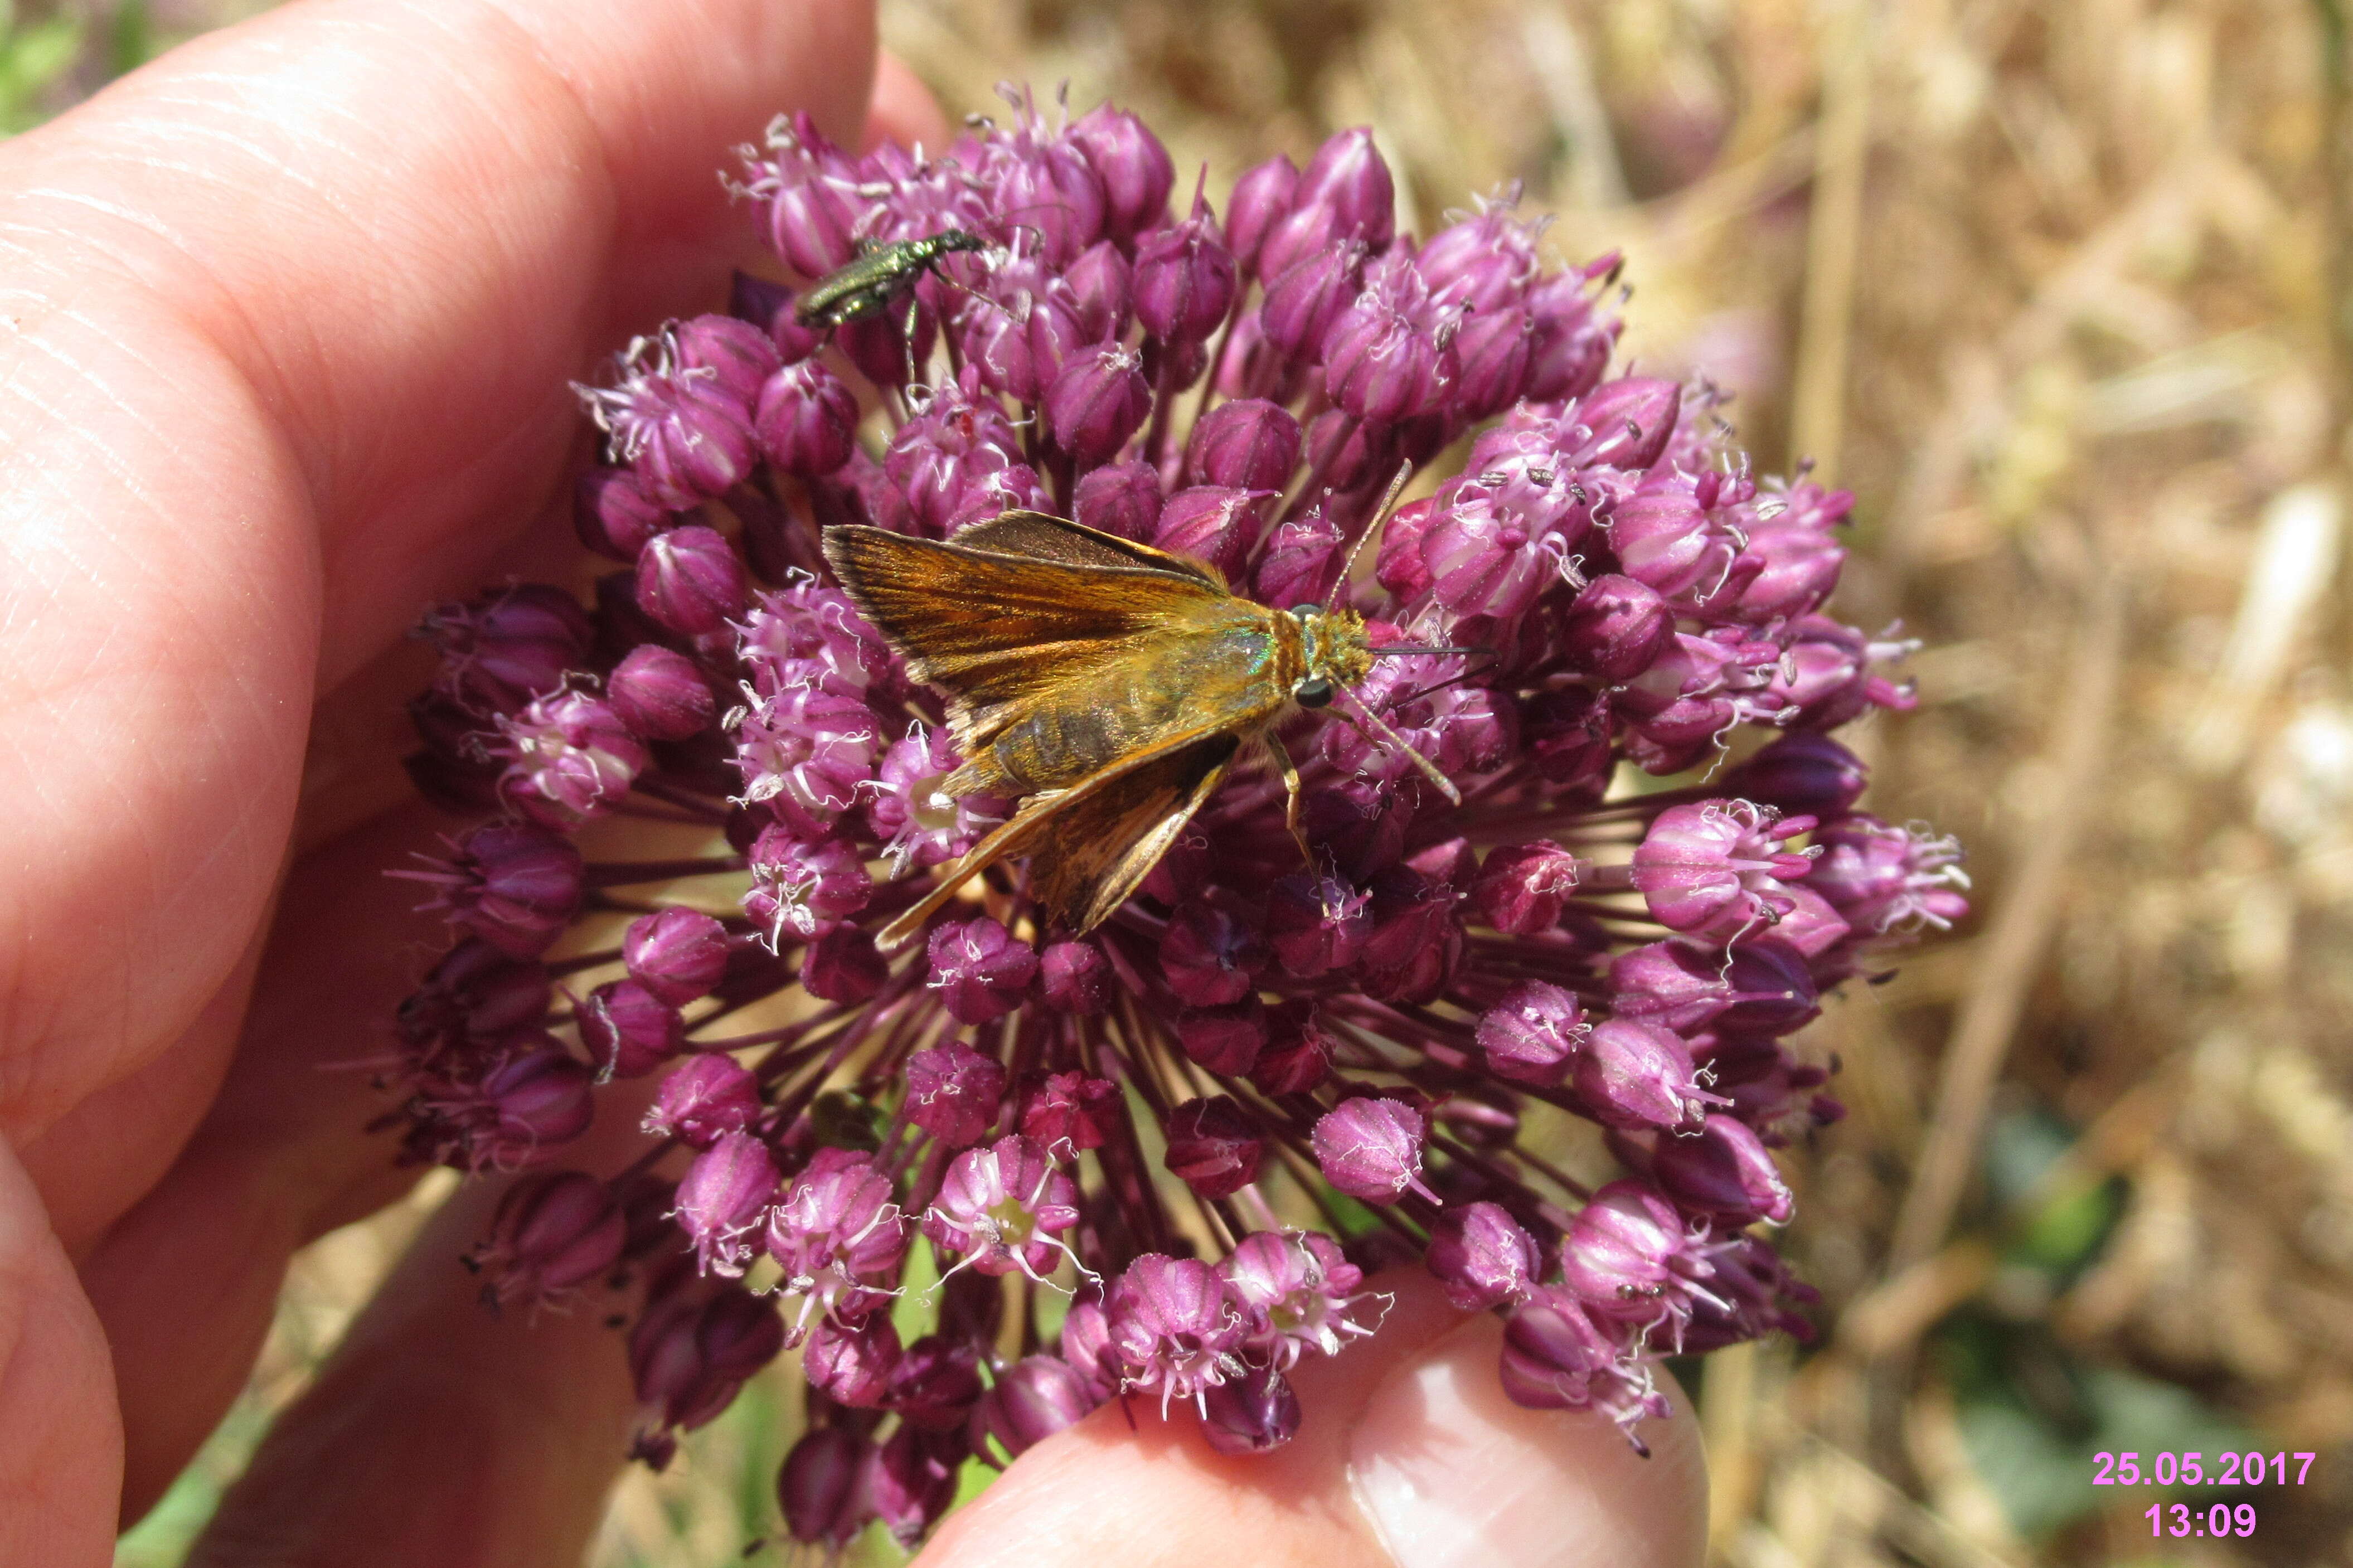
[822,494,1465,950]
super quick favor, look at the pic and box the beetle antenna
[1331,685,1462,806]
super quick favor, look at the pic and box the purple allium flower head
[390,89,1965,1516]
[469,1171,627,1310]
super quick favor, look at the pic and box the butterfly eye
[1296,677,1335,708]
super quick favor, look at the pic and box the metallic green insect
[793,230,991,331]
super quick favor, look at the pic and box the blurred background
[14,0,2349,1563]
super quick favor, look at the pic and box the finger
[867,48,954,155]
[76,803,456,1517]
[0,0,874,1152]
[920,1276,1707,1568]
[184,1168,642,1568]
[0,1132,120,1568]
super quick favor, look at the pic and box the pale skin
[0,3,1709,1565]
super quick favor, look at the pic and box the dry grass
[78,0,2353,1562]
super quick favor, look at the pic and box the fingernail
[1345,1315,1707,1568]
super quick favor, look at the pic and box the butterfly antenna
[1335,461,1416,586]
[1332,685,1462,806]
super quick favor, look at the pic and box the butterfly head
[1288,603,1372,710]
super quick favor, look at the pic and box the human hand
[0,2,1706,1564]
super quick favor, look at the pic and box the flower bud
[605,644,716,742]
[904,1043,1008,1148]
[675,313,783,407]
[579,978,686,1079]
[472,1171,626,1308]
[642,1052,762,1150]
[1631,799,1816,940]
[1225,152,1299,275]
[1063,239,1134,341]
[1323,293,1442,426]
[926,916,1037,1025]
[431,821,584,958]
[628,1277,786,1465]
[1015,1070,1119,1156]
[754,359,858,477]
[972,1355,1100,1464]
[1152,486,1272,586]
[575,466,672,562]
[1179,997,1267,1076]
[1575,1018,1723,1131]
[1046,343,1152,465]
[1312,1096,1433,1204]
[1162,1095,1265,1198]
[1723,732,1870,818]
[1071,103,1176,244]
[1560,377,1679,470]
[1202,1365,1302,1455]
[635,525,748,637]
[478,1045,596,1163]
[1475,979,1588,1086]
[1186,397,1302,492]
[1651,1113,1794,1223]
[1425,1201,1541,1310]
[1039,939,1114,1013]
[1250,1001,1334,1095]
[1072,459,1163,543]
[1467,842,1582,935]
[1294,128,1397,248]
[1161,899,1269,1007]
[399,939,552,1049]
[800,926,889,1003]
[1259,241,1361,360]
[419,584,595,716]
[1448,304,1534,420]
[778,1427,870,1548]
[1561,1178,1701,1322]
[621,907,730,1007]
[1133,197,1238,345]
[803,1312,902,1407]
[1252,509,1343,609]
[1563,574,1673,682]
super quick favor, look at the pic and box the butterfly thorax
[1297,605,1372,691]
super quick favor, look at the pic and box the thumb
[917,1275,1709,1568]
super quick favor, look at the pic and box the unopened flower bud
[472,1170,626,1308]
[1475,980,1588,1086]
[1575,1018,1723,1131]
[973,1354,1100,1464]
[1312,1096,1433,1205]
[427,821,584,958]
[635,525,748,637]
[1015,1070,1119,1155]
[1073,459,1163,543]
[1161,899,1269,1007]
[1070,102,1176,244]
[800,926,889,1003]
[1046,343,1151,465]
[1224,152,1299,275]
[579,978,686,1079]
[1039,939,1114,1013]
[1187,397,1302,492]
[676,1130,780,1276]
[904,1042,1008,1148]
[1201,1365,1302,1454]
[754,359,858,477]
[575,466,672,562]
[642,1052,762,1150]
[803,1312,902,1407]
[1563,574,1673,681]
[1179,998,1267,1076]
[1152,486,1272,586]
[605,644,716,742]
[778,1427,870,1548]
[1162,1096,1265,1198]
[1650,1113,1794,1222]
[1723,732,1870,818]
[623,906,731,1007]
[1467,842,1582,935]
[1425,1201,1540,1310]
[926,916,1037,1025]
[1133,197,1237,346]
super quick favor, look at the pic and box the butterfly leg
[1266,732,1312,866]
